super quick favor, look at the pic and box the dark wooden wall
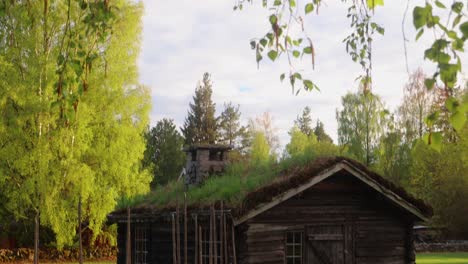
[237,173,416,264]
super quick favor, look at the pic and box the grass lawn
[418,252,468,263]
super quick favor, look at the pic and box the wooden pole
[209,205,213,264]
[33,210,39,264]
[177,200,181,264]
[231,221,237,264]
[214,204,218,264]
[194,215,198,264]
[199,225,203,264]
[172,213,177,264]
[219,202,223,264]
[78,196,83,264]
[184,193,188,264]
[126,207,131,264]
[223,207,228,264]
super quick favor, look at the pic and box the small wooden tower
[183,144,231,186]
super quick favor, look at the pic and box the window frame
[134,226,149,264]
[284,230,304,264]
[201,226,221,264]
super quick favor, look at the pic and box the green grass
[418,252,468,263]
[120,146,341,210]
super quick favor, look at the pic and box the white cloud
[139,0,467,148]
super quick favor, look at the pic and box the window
[134,226,148,264]
[209,150,223,161]
[286,231,303,264]
[201,227,221,264]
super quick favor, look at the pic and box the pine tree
[295,106,313,136]
[313,120,333,143]
[219,102,245,147]
[182,73,218,145]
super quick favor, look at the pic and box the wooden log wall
[237,174,416,264]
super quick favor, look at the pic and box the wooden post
[219,202,223,264]
[184,194,188,264]
[209,205,213,264]
[231,221,237,264]
[214,204,218,264]
[33,210,39,264]
[126,207,131,264]
[78,196,83,264]
[177,200,181,264]
[199,225,203,264]
[223,209,228,264]
[172,213,177,264]
[195,215,198,264]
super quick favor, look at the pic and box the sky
[138,0,467,148]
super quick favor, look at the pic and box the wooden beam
[234,164,345,225]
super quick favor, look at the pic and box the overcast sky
[138,0,467,147]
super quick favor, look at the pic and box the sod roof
[110,156,432,221]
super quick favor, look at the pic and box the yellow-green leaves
[423,132,443,152]
[268,50,278,61]
[269,14,278,25]
[460,22,468,39]
[413,5,431,29]
[366,0,384,10]
[305,3,314,14]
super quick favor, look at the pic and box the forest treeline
[144,69,468,239]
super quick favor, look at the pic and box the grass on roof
[126,151,328,210]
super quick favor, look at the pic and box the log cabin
[108,145,432,264]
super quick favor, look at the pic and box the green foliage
[182,73,219,145]
[336,90,388,166]
[313,120,333,143]
[218,102,246,149]
[249,132,272,165]
[143,119,186,187]
[238,0,466,139]
[0,0,150,248]
[410,116,468,237]
[286,126,317,159]
[412,1,468,132]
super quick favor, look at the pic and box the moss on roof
[114,156,432,219]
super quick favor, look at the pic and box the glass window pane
[294,232,301,244]
[294,245,301,256]
[287,245,294,256]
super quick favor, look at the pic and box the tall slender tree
[295,106,313,136]
[397,68,436,143]
[336,90,388,166]
[182,73,218,145]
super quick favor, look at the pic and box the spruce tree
[295,106,313,136]
[313,120,333,143]
[182,73,218,145]
[144,119,186,187]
